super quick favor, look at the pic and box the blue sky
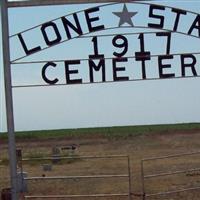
[1,0,200,132]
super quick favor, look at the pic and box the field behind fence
[1,123,200,199]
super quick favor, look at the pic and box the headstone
[42,164,52,171]
[16,172,28,193]
[52,147,61,164]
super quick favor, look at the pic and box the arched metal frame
[2,1,200,199]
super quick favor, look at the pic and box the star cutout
[113,4,137,27]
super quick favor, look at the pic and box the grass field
[1,123,200,140]
[1,123,200,200]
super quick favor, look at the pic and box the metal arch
[9,0,200,37]
[9,0,200,38]
[9,2,200,63]
[9,2,120,38]
[7,0,152,8]
[12,75,200,89]
[11,50,200,65]
[10,24,200,63]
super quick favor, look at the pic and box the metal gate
[17,154,132,199]
[141,151,200,199]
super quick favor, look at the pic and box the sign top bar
[7,0,141,8]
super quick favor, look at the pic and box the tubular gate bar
[19,155,132,200]
[24,193,129,199]
[141,151,200,200]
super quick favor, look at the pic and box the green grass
[0,123,200,140]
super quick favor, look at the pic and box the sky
[1,0,200,132]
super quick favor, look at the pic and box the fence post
[1,0,18,199]
[127,156,132,200]
[141,160,145,200]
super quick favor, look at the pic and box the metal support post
[141,160,145,200]
[127,156,132,200]
[1,0,18,199]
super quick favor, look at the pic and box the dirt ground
[1,129,200,200]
